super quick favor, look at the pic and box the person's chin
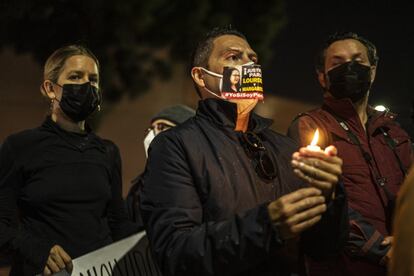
[229,99,258,115]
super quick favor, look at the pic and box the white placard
[37,231,162,276]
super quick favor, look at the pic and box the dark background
[266,0,414,135]
[1,0,413,134]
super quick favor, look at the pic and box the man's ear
[317,70,327,89]
[191,67,206,88]
[41,80,56,100]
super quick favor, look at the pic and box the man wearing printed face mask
[126,105,195,227]
[288,32,413,276]
[140,26,348,276]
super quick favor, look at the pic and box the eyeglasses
[146,122,175,135]
[240,132,278,181]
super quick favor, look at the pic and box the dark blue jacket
[140,99,348,276]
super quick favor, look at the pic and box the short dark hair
[191,26,247,97]
[315,32,379,72]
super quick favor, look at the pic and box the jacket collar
[42,116,89,135]
[322,97,362,128]
[41,116,105,151]
[322,97,397,137]
[196,98,273,133]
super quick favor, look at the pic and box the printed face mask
[327,60,372,102]
[56,82,101,122]
[143,129,156,158]
[200,61,264,100]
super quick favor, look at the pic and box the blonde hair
[41,45,100,96]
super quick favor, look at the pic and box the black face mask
[57,82,101,122]
[327,61,372,102]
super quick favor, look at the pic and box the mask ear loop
[204,87,226,100]
[49,83,61,106]
[88,84,102,113]
[199,67,226,100]
[95,88,102,112]
[199,67,223,78]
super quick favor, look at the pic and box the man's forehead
[326,39,368,57]
[212,35,253,53]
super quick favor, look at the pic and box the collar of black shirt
[42,116,106,152]
[196,98,273,133]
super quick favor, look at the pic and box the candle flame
[310,129,319,146]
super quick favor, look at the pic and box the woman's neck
[51,112,85,133]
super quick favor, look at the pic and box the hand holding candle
[291,128,343,198]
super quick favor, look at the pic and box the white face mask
[200,61,263,101]
[143,129,156,158]
[199,67,225,99]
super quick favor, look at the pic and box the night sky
[264,0,414,135]
[2,1,413,135]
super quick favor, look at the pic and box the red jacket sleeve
[287,114,332,148]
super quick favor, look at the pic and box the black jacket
[140,99,348,276]
[0,117,138,275]
[126,174,145,230]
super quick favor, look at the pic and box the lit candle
[307,129,322,152]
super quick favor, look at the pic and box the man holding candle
[140,26,348,276]
[288,32,413,276]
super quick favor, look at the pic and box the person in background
[0,143,12,276]
[288,32,413,276]
[126,104,195,227]
[0,45,138,276]
[390,167,414,276]
[389,102,414,276]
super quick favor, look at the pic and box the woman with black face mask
[0,45,138,276]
